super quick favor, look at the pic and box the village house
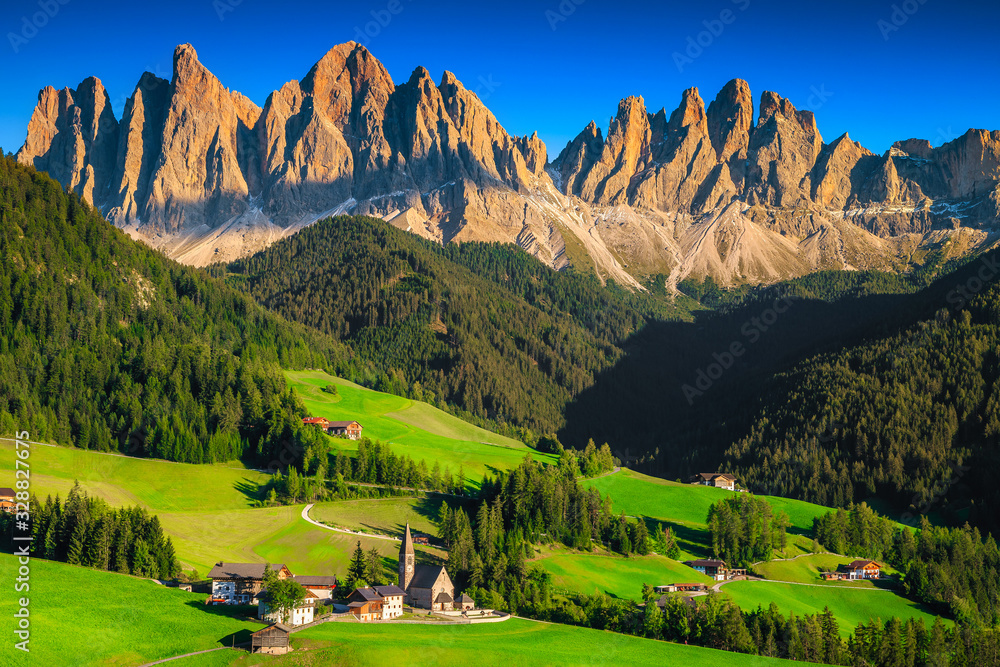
[347,587,383,621]
[398,524,456,611]
[374,585,406,619]
[684,559,728,581]
[258,590,315,627]
[292,575,338,600]
[327,420,363,439]
[690,473,737,491]
[347,585,406,620]
[0,487,15,513]
[250,623,291,655]
[847,559,882,580]
[654,582,708,594]
[207,562,292,605]
[301,417,331,429]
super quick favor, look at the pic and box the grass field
[584,469,829,533]
[720,580,944,635]
[157,504,430,575]
[535,548,713,599]
[287,370,557,484]
[583,469,830,558]
[0,439,269,511]
[174,617,797,667]
[754,554,901,587]
[309,496,445,538]
[0,554,263,667]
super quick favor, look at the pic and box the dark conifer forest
[6,153,1000,537]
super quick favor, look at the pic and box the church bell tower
[399,523,415,595]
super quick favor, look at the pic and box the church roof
[435,591,453,603]
[400,523,415,557]
[409,564,447,590]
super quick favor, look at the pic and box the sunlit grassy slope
[0,554,262,667]
[286,370,557,483]
[176,617,798,667]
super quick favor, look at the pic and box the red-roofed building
[847,560,881,580]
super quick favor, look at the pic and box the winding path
[139,645,244,666]
[300,504,401,542]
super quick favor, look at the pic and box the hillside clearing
[286,370,557,483]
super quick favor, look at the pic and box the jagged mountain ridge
[17,42,1000,286]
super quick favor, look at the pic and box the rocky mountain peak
[17,44,1000,288]
[706,78,753,165]
[668,87,707,132]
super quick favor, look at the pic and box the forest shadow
[559,281,944,479]
[638,517,713,559]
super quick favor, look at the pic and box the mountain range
[16,42,1000,286]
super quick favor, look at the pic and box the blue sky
[0,0,997,158]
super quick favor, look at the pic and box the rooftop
[208,563,288,580]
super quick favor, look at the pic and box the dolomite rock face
[17,50,1000,288]
[17,77,119,205]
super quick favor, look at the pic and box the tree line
[707,494,789,567]
[0,482,179,580]
[0,156,349,468]
[814,502,1000,627]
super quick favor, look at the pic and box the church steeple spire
[399,523,415,594]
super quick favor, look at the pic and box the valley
[3,4,1000,661]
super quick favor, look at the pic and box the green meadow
[0,554,263,667]
[156,504,428,575]
[719,580,945,636]
[536,548,713,599]
[583,469,829,558]
[584,469,828,532]
[0,439,269,511]
[0,441,443,575]
[176,617,797,667]
[754,553,901,587]
[309,495,445,538]
[286,370,557,484]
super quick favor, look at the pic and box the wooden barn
[251,623,291,655]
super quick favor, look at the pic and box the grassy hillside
[536,549,713,599]
[754,553,901,587]
[0,554,262,667]
[0,439,269,511]
[177,617,797,667]
[720,580,945,636]
[310,496,445,538]
[585,469,828,531]
[0,440,440,575]
[583,469,827,558]
[287,370,556,483]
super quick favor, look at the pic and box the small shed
[251,622,292,655]
[456,593,475,611]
